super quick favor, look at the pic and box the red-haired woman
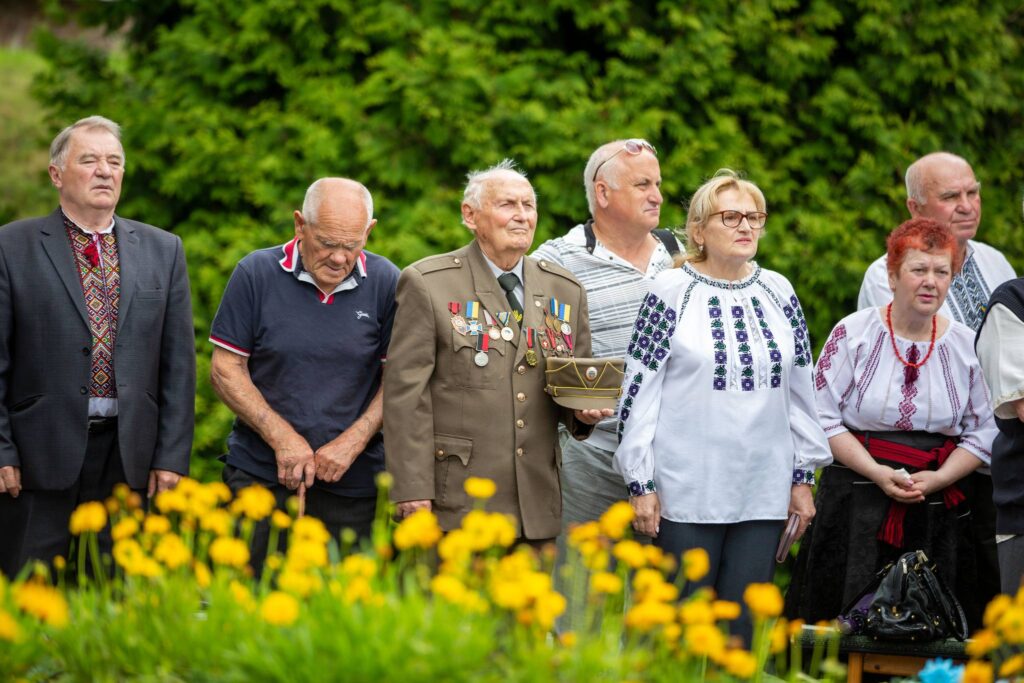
[786,217,998,631]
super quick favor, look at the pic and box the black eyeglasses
[709,210,768,231]
[591,139,657,182]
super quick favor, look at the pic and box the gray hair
[302,178,374,229]
[583,138,655,215]
[49,116,123,170]
[461,159,531,226]
[905,151,971,205]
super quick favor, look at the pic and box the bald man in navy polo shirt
[209,178,398,568]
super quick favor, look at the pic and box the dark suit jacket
[0,208,196,490]
[384,240,591,539]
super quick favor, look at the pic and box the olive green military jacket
[384,240,592,539]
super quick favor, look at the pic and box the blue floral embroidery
[626,293,677,372]
[618,372,645,438]
[786,294,813,367]
[792,469,816,486]
[709,296,727,391]
[752,296,782,390]
[627,479,657,497]
[733,306,754,392]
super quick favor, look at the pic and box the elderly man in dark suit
[0,115,195,577]
[385,160,610,544]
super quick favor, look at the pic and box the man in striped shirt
[532,139,681,534]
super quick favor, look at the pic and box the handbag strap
[917,557,969,640]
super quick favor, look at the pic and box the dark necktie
[497,272,524,318]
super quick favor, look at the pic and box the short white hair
[462,158,529,208]
[49,116,123,170]
[302,178,374,229]
[905,151,972,205]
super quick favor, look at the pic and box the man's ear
[364,218,377,239]
[293,210,305,238]
[461,203,477,232]
[48,164,63,189]
[595,182,611,209]
[907,198,922,218]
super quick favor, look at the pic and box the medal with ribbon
[449,301,468,335]
[525,327,538,366]
[496,311,515,341]
[474,331,490,367]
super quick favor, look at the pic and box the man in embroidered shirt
[0,116,196,577]
[210,178,398,570]
[857,151,1014,630]
[532,138,680,535]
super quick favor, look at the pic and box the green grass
[0,46,56,224]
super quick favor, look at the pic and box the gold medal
[451,315,468,335]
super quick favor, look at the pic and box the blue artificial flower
[918,658,963,683]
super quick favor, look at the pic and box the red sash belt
[852,432,964,548]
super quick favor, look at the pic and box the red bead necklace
[885,303,936,369]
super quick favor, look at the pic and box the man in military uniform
[384,160,610,543]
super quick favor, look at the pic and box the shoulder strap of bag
[918,557,969,640]
[838,558,894,616]
[583,220,680,257]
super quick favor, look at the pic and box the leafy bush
[19,0,1024,473]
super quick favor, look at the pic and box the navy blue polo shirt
[210,238,399,497]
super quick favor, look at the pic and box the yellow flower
[230,485,276,521]
[662,622,682,643]
[143,515,172,535]
[567,521,601,547]
[111,517,139,541]
[613,540,648,569]
[962,660,993,683]
[464,477,497,500]
[229,580,256,612]
[194,561,211,588]
[632,569,678,603]
[431,575,468,603]
[712,600,741,621]
[260,591,299,626]
[965,628,1000,658]
[13,582,69,628]
[685,623,726,658]
[682,547,710,582]
[153,533,192,569]
[997,605,1024,644]
[598,501,634,540]
[394,509,443,550]
[286,540,328,571]
[69,500,107,535]
[1000,654,1024,677]
[278,568,323,597]
[209,537,250,569]
[0,610,21,642]
[341,554,376,579]
[271,510,292,529]
[744,583,784,619]
[199,509,233,537]
[438,529,473,564]
[204,481,232,504]
[770,619,789,654]
[461,510,517,550]
[291,517,330,546]
[624,600,676,631]
[154,488,188,515]
[590,572,623,595]
[343,576,373,605]
[534,590,567,630]
[984,594,1012,628]
[680,600,715,625]
[723,649,758,679]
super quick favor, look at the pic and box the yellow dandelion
[612,540,647,569]
[663,622,682,643]
[962,660,994,683]
[431,574,468,604]
[965,629,999,658]
[154,488,188,515]
[743,583,784,619]
[271,510,292,529]
[464,477,497,500]
[712,600,741,621]
[143,515,171,535]
[997,605,1024,644]
[277,568,323,597]
[229,580,256,612]
[230,485,276,521]
[153,533,192,569]
[723,649,758,679]
[194,561,212,588]
[984,594,1012,628]
[685,623,726,658]
[1001,654,1024,678]
[590,571,623,595]
[199,509,233,537]
[680,600,715,625]
[0,610,21,642]
[534,590,567,630]
[682,547,710,582]
[394,509,443,550]
[567,520,601,547]
[340,554,376,579]
[69,500,107,535]
[209,537,250,569]
[260,591,299,626]
[598,501,634,540]
[13,582,69,628]
[624,600,676,631]
[286,540,328,571]
[111,517,139,541]
[343,576,373,605]
[291,517,330,546]
[770,619,789,653]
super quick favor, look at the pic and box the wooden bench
[797,626,968,682]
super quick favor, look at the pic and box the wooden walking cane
[297,482,306,518]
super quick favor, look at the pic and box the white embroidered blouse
[614,263,832,524]
[814,307,997,464]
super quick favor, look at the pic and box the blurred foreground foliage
[21,0,1024,475]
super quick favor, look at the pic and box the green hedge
[22,0,1024,477]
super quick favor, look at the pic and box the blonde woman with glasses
[614,169,831,643]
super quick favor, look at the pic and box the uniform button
[453,258,461,265]
[435,449,445,457]
[515,419,525,428]
[515,448,524,457]
[534,300,542,307]
[517,365,526,375]
[516,392,526,402]
[81,346,90,355]
[79,387,88,395]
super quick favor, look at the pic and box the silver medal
[500,326,514,341]
[488,326,500,341]
[560,322,572,335]
[474,351,489,367]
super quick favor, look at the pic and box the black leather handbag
[837,550,968,641]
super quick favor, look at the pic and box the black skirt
[784,462,982,632]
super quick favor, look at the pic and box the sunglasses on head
[592,139,657,182]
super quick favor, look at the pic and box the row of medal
[448,298,575,368]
